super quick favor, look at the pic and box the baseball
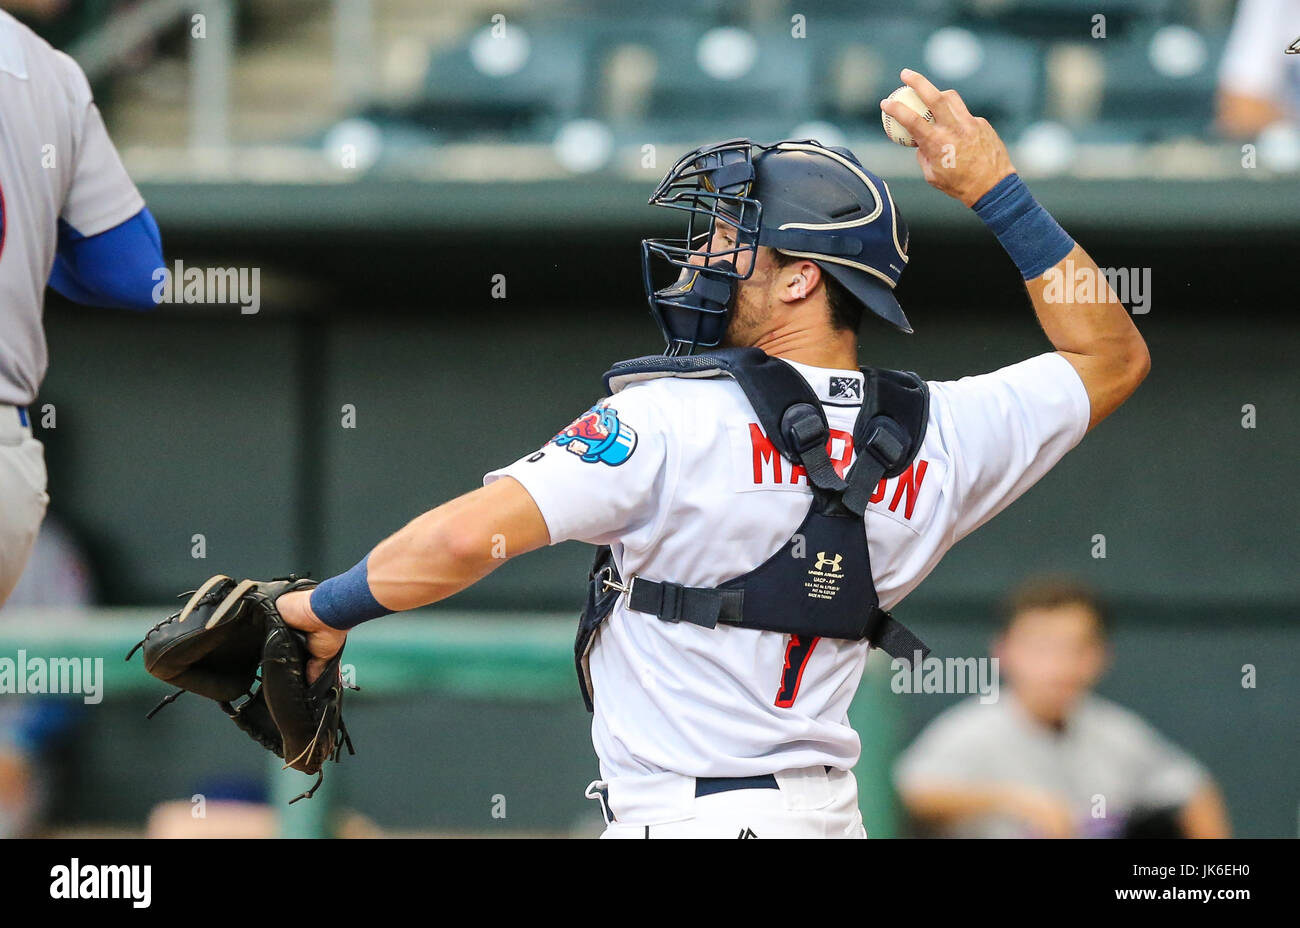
[882,85,934,147]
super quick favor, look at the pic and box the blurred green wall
[38,303,1299,608]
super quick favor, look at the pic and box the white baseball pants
[0,405,48,607]
[589,765,867,838]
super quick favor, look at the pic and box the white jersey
[0,11,144,405]
[485,351,1090,808]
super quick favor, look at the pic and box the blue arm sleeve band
[971,174,1075,280]
[310,554,394,630]
[47,207,164,311]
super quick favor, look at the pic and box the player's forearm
[970,175,1149,430]
[365,483,541,611]
[287,476,549,634]
[1025,242,1150,429]
[1026,243,1135,356]
[353,512,493,613]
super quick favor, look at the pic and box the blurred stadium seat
[637,21,814,143]
[1094,23,1228,141]
[412,18,595,139]
[816,19,1043,138]
[49,0,1257,156]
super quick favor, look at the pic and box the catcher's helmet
[642,138,911,355]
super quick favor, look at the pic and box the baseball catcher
[136,68,1150,837]
[128,574,354,803]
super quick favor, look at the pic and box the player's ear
[778,259,822,304]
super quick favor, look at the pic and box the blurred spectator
[1216,0,1300,136]
[0,698,77,836]
[0,513,94,837]
[893,576,1230,838]
[146,775,383,838]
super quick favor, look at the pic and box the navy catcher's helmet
[642,138,912,355]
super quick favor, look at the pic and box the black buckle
[596,565,629,594]
[781,403,827,455]
[658,581,683,621]
[863,417,906,470]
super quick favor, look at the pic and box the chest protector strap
[574,347,930,711]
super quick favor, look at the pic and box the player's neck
[750,326,859,371]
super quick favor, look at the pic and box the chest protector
[575,347,931,711]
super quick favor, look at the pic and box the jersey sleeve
[56,52,145,236]
[483,386,673,547]
[927,352,1091,543]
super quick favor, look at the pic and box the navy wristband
[972,173,1075,280]
[310,554,394,630]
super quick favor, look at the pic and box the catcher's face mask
[642,137,914,355]
[641,138,762,356]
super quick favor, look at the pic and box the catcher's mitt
[127,574,355,803]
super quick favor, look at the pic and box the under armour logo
[814,552,843,573]
[829,376,861,400]
[737,827,758,838]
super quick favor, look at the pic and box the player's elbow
[1122,333,1151,396]
[431,506,508,573]
[1099,330,1151,405]
[1083,335,1150,430]
[439,522,490,568]
[1118,334,1150,396]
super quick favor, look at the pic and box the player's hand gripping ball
[880,70,1016,206]
[881,85,934,147]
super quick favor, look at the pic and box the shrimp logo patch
[552,404,638,466]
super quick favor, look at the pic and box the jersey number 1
[774,635,820,708]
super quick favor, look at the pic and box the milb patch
[829,377,861,401]
[551,403,638,466]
